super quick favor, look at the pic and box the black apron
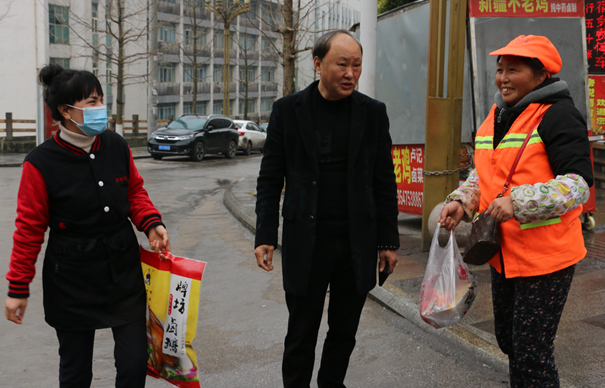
[42,221,146,330]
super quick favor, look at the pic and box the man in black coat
[254,30,400,388]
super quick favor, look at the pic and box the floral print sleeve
[510,174,590,224]
[446,168,481,222]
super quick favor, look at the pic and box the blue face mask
[67,105,108,136]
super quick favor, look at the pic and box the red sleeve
[7,162,50,298]
[127,149,164,235]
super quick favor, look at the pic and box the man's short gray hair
[312,30,363,61]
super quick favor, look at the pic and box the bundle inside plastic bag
[419,224,477,329]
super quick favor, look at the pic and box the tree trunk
[282,0,296,96]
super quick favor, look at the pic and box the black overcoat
[255,81,400,297]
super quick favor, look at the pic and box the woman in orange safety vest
[438,35,593,387]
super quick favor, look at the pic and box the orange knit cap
[489,35,562,75]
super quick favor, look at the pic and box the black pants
[491,265,575,388]
[55,317,148,388]
[282,235,368,388]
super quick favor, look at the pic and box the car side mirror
[207,125,214,130]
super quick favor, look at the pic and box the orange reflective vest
[475,103,586,278]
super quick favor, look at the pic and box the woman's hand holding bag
[420,224,477,329]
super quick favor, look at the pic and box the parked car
[233,120,267,156]
[147,114,239,161]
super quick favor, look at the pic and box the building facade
[0,0,360,140]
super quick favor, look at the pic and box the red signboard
[586,0,605,73]
[588,75,605,135]
[468,0,583,18]
[392,145,424,215]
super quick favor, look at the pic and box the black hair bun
[39,63,65,87]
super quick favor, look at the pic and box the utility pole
[205,0,251,116]
[421,0,468,250]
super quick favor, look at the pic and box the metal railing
[183,7,210,20]
[212,82,237,93]
[213,47,237,58]
[239,81,259,92]
[260,82,278,92]
[158,41,180,56]
[239,50,260,60]
[158,1,180,15]
[183,82,211,95]
[183,45,211,57]
[261,51,280,61]
[158,82,180,96]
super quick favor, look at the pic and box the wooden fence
[1,113,171,139]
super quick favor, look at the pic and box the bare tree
[233,28,270,120]
[68,0,159,134]
[181,0,214,113]
[0,0,13,24]
[247,0,333,96]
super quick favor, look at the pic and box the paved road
[0,154,508,387]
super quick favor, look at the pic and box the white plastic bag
[419,224,476,329]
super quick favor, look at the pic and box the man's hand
[379,249,397,274]
[437,201,465,232]
[5,297,27,324]
[485,196,514,222]
[255,245,275,271]
[149,225,171,259]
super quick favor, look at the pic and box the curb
[222,179,579,387]
[222,180,509,374]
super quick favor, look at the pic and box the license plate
[159,145,171,151]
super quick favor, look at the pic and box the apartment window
[239,67,256,82]
[213,100,223,115]
[158,103,176,120]
[322,11,325,30]
[213,65,235,82]
[261,98,274,112]
[183,64,208,82]
[238,98,257,113]
[92,3,98,30]
[183,102,207,115]
[214,30,224,48]
[184,26,207,46]
[315,7,320,31]
[157,64,176,83]
[106,68,113,96]
[50,57,70,69]
[260,36,274,51]
[49,5,69,44]
[261,68,274,82]
[159,23,176,43]
[244,3,258,21]
[239,33,256,51]
[106,103,112,115]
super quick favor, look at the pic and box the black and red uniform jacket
[7,130,164,298]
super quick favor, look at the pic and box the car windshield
[167,116,207,130]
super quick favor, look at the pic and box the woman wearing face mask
[4,64,170,387]
[438,35,593,386]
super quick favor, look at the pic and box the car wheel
[190,141,205,161]
[152,154,163,160]
[244,141,252,156]
[225,140,237,159]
